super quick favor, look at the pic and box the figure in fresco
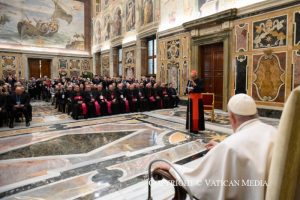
[143,0,153,25]
[104,15,111,41]
[126,0,135,31]
[114,8,122,36]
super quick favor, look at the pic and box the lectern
[186,93,205,132]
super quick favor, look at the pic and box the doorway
[199,43,224,109]
[28,58,51,79]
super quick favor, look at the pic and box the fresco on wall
[113,7,122,37]
[69,59,80,70]
[253,15,287,49]
[126,0,136,31]
[252,52,286,102]
[167,40,180,60]
[0,0,85,51]
[104,14,111,41]
[141,0,153,25]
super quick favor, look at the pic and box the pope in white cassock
[156,94,277,200]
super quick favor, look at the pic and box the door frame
[191,31,231,110]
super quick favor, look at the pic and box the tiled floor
[0,102,279,199]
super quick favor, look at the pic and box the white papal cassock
[169,119,277,200]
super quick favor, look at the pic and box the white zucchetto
[228,93,257,116]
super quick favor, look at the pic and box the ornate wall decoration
[141,0,154,25]
[69,59,80,70]
[70,71,80,77]
[235,23,249,52]
[293,50,300,88]
[253,15,287,49]
[58,59,68,77]
[167,62,179,90]
[81,60,91,73]
[126,0,136,31]
[181,36,189,58]
[124,49,135,79]
[252,51,286,102]
[93,18,101,45]
[166,40,180,61]
[294,11,300,46]
[101,55,110,77]
[235,55,247,94]
[113,7,122,37]
[1,56,16,78]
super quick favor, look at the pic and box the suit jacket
[9,93,30,108]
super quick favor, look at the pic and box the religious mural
[235,23,249,52]
[141,0,154,25]
[1,56,17,78]
[93,18,101,46]
[293,50,300,88]
[253,15,287,49]
[104,15,111,41]
[235,55,247,94]
[252,52,286,102]
[167,40,180,60]
[294,11,300,46]
[0,0,85,51]
[126,0,136,31]
[113,7,122,37]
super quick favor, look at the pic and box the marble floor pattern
[0,102,279,200]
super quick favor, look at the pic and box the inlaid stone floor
[0,101,279,200]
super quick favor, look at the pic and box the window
[147,38,157,75]
[118,48,122,77]
[95,0,101,15]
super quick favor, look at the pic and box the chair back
[202,93,214,110]
[266,86,300,200]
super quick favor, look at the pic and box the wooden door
[200,43,224,109]
[28,58,41,79]
[41,59,51,78]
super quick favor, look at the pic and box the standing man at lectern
[186,70,205,133]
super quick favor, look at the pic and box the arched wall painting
[252,52,286,102]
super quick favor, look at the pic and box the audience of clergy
[0,74,180,127]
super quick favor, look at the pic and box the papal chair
[202,93,215,122]
[265,86,300,200]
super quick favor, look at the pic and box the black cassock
[186,78,205,133]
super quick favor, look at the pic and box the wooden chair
[152,87,300,200]
[202,93,215,122]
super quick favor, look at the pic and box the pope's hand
[205,140,219,150]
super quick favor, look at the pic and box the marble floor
[0,102,279,200]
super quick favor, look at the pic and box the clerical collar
[236,118,260,133]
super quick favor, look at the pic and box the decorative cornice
[157,25,185,39]
[183,9,238,31]
[122,40,136,48]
